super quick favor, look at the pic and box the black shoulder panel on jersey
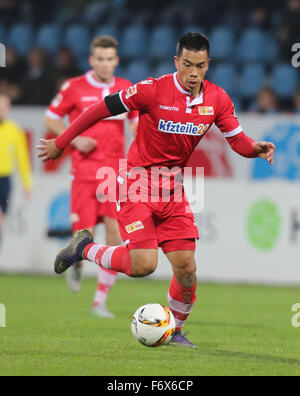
[105,92,127,116]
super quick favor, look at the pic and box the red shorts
[117,191,199,253]
[71,178,117,232]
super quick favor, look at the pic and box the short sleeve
[215,88,243,138]
[46,80,75,119]
[119,79,157,112]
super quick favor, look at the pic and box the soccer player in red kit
[45,36,138,318]
[38,33,275,347]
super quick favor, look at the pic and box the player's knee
[131,257,157,278]
[177,255,196,272]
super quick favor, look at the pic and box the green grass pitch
[0,274,300,376]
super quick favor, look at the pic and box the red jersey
[119,72,242,172]
[47,71,138,180]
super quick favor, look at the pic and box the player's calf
[83,240,158,278]
[130,249,158,277]
[165,248,198,333]
[57,232,160,278]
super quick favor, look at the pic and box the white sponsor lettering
[158,119,210,136]
[160,105,179,112]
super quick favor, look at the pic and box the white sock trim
[87,244,103,264]
[168,293,194,314]
[173,318,186,328]
[101,246,119,269]
[98,267,118,285]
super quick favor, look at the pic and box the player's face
[175,48,210,96]
[0,95,11,121]
[89,47,119,83]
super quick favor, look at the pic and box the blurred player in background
[0,94,32,247]
[45,36,138,318]
[38,33,275,347]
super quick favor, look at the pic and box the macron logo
[158,119,210,136]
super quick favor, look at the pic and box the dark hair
[177,32,210,57]
[91,35,118,54]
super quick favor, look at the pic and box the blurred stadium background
[0,0,299,284]
[0,0,299,111]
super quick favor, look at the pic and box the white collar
[173,72,204,106]
[188,89,204,107]
[86,71,116,89]
[173,72,190,95]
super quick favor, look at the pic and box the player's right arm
[45,81,97,154]
[215,88,275,165]
[37,80,155,162]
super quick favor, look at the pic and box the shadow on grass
[197,347,300,366]
[190,320,269,330]
[161,343,300,366]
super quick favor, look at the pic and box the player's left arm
[215,89,275,165]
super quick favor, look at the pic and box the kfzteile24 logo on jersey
[158,119,210,136]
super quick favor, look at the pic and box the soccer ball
[131,303,176,347]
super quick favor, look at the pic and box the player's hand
[37,139,62,162]
[71,136,98,154]
[254,141,275,166]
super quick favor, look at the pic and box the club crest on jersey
[158,119,210,136]
[198,106,214,115]
[126,221,144,234]
[125,85,137,99]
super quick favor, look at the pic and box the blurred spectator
[18,0,60,26]
[293,87,300,114]
[53,47,81,90]
[249,87,278,114]
[0,0,20,24]
[66,0,90,12]
[0,47,25,103]
[0,47,25,83]
[0,79,22,104]
[249,7,271,29]
[21,48,56,105]
[277,0,300,60]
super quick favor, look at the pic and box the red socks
[168,276,197,332]
[84,243,132,277]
